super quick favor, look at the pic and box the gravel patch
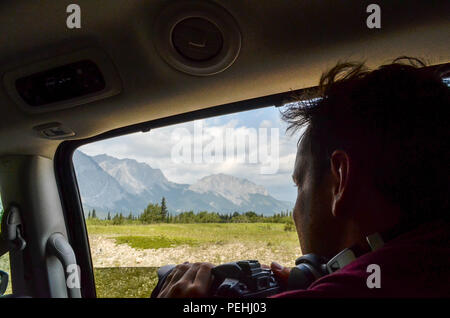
[89,234,300,268]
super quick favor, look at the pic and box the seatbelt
[0,205,27,257]
[0,205,27,296]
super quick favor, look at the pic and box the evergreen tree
[88,211,91,219]
[140,203,163,224]
[161,197,168,221]
[107,212,111,220]
[92,209,97,219]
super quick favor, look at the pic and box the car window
[72,106,301,298]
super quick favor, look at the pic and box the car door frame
[53,88,305,298]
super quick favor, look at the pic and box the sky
[78,106,304,203]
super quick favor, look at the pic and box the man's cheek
[293,192,307,249]
[293,192,302,227]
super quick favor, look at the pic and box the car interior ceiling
[0,0,448,298]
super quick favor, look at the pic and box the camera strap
[326,221,421,273]
[289,221,421,290]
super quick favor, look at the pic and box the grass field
[87,222,301,298]
[87,222,298,245]
[94,267,158,298]
[0,253,11,295]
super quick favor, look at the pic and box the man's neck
[357,195,404,237]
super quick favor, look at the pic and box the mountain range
[73,150,293,218]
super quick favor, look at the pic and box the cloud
[78,107,301,202]
[259,120,273,128]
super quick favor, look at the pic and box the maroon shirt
[271,220,450,298]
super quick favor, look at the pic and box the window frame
[54,87,311,298]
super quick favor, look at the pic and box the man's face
[292,133,347,258]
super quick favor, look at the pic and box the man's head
[283,58,449,257]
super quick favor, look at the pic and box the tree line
[86,197,294,228]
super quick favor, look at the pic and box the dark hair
[282,57,450,222]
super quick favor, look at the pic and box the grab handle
[46,233,81,298]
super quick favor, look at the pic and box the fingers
[193,263,215,293]
[158,263,189,298]
[271,262,291,287]
[183,262,202,283]
[161,262,189,291]
[158,262,215,298]
[271,262,291,277]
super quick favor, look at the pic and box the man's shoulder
[273,220,450,298]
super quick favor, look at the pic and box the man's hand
[270,262,291,288]
[157,262,215,298]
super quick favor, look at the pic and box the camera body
[210,260,282,297]
[151,255,333,298]
[151,260,283,298]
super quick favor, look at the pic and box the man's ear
[330,150,350,218]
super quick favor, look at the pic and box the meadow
[87,221,301,298]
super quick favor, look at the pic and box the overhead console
[15,60,105,107]
[153,0,242,76]
[3,48,122,113]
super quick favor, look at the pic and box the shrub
[284,222,295,232]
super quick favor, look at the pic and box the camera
[151,260,284,298]
[151,254,332,298]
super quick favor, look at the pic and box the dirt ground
[89,234,300,268]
